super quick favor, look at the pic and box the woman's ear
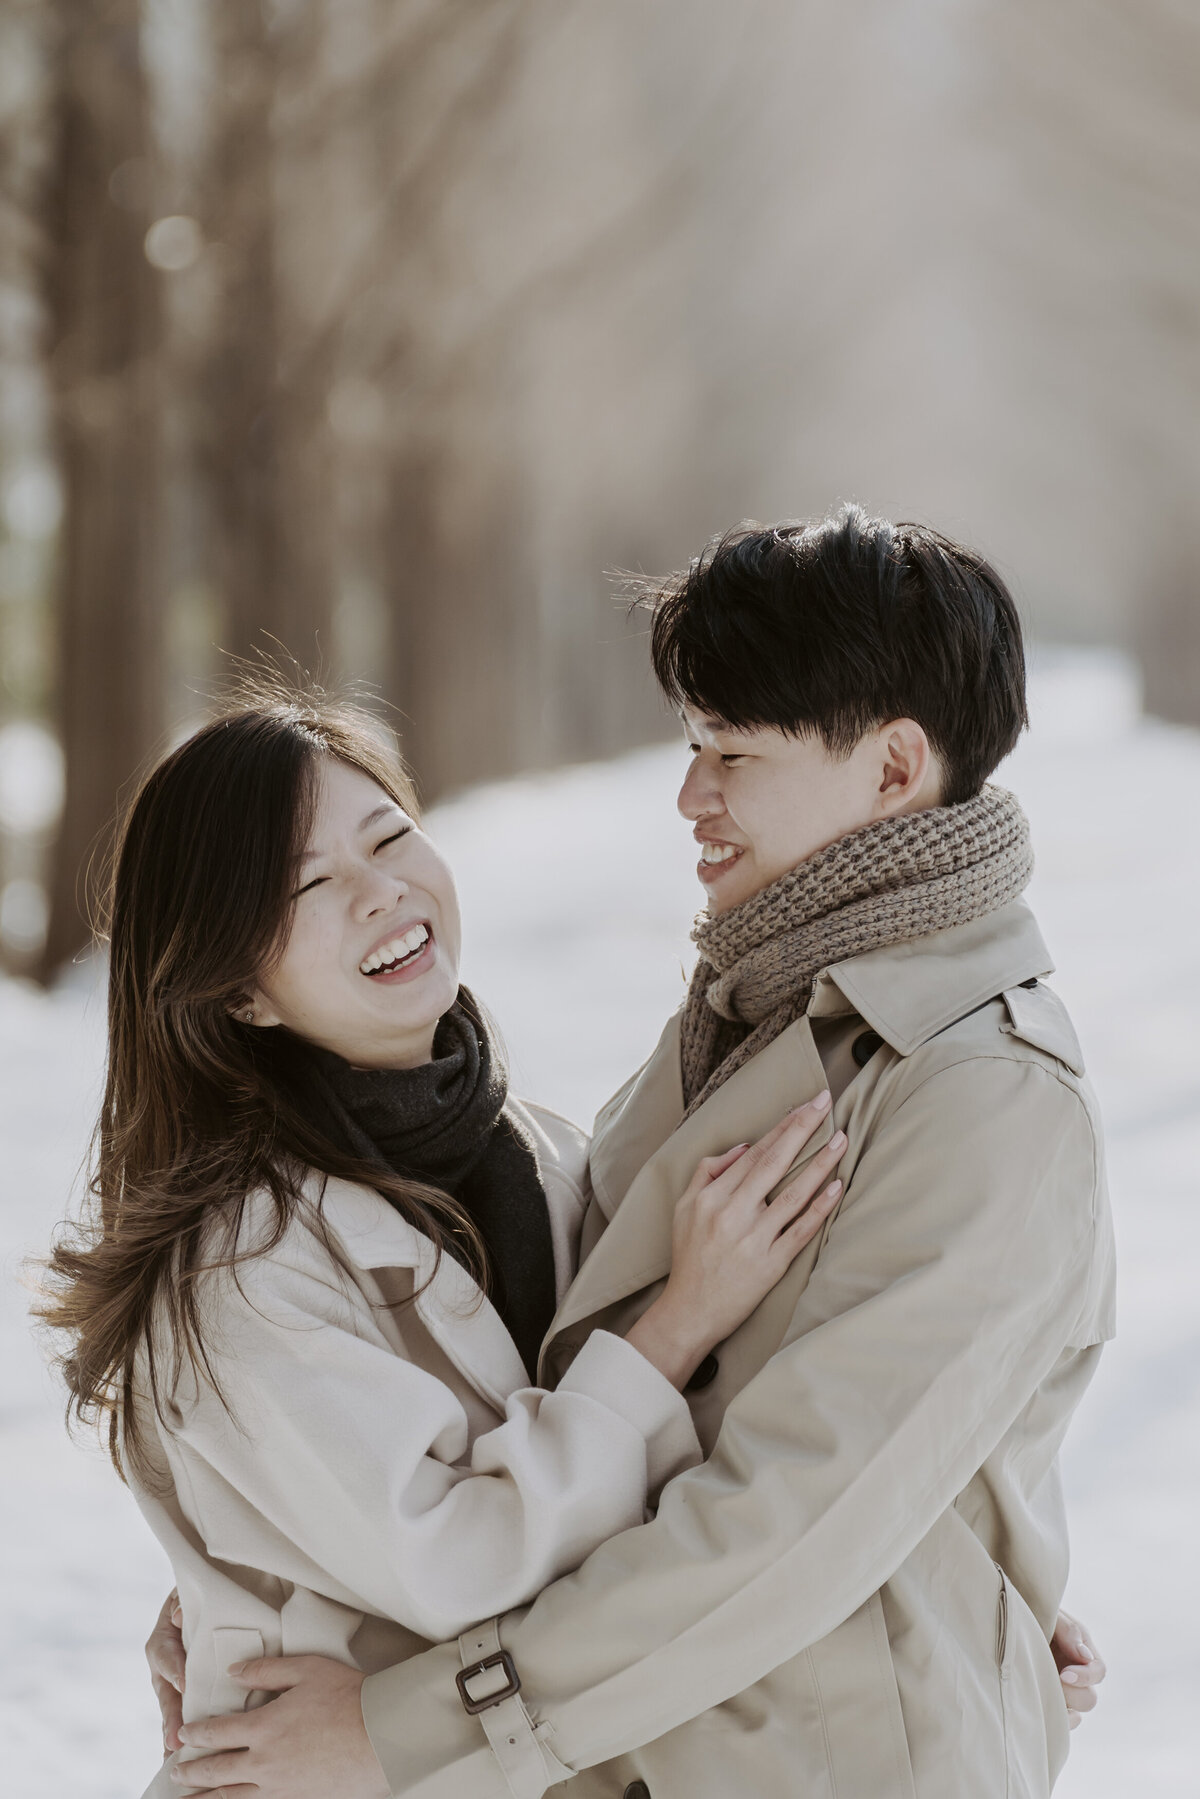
[230,993,282,1029]
[875,719,942,815]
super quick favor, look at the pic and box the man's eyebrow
[299,802,402,865]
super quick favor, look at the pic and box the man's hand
[175,1654,389,1799]
[1051,1609,1107,1730]
[147,1591,186,1757]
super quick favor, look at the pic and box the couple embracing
[46,504,1113,1798]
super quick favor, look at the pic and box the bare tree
[41,0,163,974]
[199,0,334,672]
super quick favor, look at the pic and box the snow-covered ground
[2,647,1195,1796]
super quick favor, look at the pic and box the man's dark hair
[645,504,1028,805]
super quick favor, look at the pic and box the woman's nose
[356,865,409,915]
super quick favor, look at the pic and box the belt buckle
[456,1648,522,1716]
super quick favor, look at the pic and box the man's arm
[175,1055,1105,1797]
[160,1610,1109,1795]
[355,1054,1104,1793]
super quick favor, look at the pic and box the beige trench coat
[362,899,1116,1799]
[132,1100,701,1799]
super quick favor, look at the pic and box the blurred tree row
[1,0,1198,977]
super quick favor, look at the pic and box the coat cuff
[362,1634,559,1799]
[554,1328,701,1497]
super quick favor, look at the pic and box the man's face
[678,710,940,914]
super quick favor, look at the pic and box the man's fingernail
[813,1090,831,1111]
[227,1660,245,1675]
[1061,1668,1080,1683]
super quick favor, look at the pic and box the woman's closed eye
[291,825,412,897]
[293,873,328,898]
[374,827,411,854]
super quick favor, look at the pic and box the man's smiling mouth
[700,843,742,866]
[359,923,431,976]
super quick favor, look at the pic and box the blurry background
[1,2,1198,1795]
[0,0,1199,975]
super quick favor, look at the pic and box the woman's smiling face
[250,756,461,1068]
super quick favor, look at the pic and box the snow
[2,646,1195,1795]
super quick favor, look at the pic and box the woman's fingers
[724,1095,835,1201]
[771,1180,843,1259]
[776,1130,846,1205]
[728,1128,846,1230]
[700,1143,751,1181]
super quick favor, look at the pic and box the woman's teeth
[700,843,741,865]
[359,924,430,975]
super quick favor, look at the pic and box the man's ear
[875,719,941,816]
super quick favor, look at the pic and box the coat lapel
[549,1015,833,1342]
[319,1174,529,1411]
[588,1013,686,1223]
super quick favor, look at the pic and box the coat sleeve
[360,1054,1106,1795]
[167,1242,701,1644]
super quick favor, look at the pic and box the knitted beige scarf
[680,785,1033,1115]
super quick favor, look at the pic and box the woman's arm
[164,1098,840,1646]
[169,1247,691,1645]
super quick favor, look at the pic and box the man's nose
[678,756,720,821]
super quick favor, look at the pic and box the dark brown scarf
[680,786,1034,1115]
[298,992,557,1380]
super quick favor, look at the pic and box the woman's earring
[242,1008,255,1025]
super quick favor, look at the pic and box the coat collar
[549,897,1056,1347]
[315,1174,530,1410]
[810,897,1054,1056]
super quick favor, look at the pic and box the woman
[41,683,847,1794]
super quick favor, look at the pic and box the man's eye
[374,828,411,854]
[720,754,744,766]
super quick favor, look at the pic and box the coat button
[685,1352,719,1392]
[852,1029,884,1067]
[1021,976,1039,989]
[623,1784,651,1799]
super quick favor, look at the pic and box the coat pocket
[208,1627,264,1718]
[994,1571,1067,1799]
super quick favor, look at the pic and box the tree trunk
[41,0,163,976]
[202,0,333,675]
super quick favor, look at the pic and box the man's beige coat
[132,1101,701,1799]
[363,899,1116,1799]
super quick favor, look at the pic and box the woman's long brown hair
[38,677,487,1481]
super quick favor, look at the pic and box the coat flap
[1001,981,1086,1076]
[548,1017,832,1341]
[315,1173,428,1270]
[823,899,1055,1056]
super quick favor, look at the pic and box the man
[166,506,1113,1797]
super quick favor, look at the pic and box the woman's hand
[626,1091,844,1388]
[1051,1609,1106,1727]
[146,1589,186,1756]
